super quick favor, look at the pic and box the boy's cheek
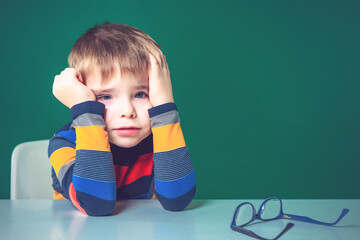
[137,99,152,111]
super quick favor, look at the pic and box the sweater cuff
[148,102,177,118]
[71,101,105,120]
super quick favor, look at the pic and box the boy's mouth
[114,127,140,136]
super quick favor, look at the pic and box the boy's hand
[53,68,96,109]
[148,52,174,107]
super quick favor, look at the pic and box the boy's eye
[97,95,112,101]
[135,92,148,98]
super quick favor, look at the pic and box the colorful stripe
[148,102,178,117]
[72,175,116,201]
[71,101,105,119]
[56,129,76,144]
[116,175,153,199]
[48,101,195,215]
[75,126,110,151]
[150,110,180,129]
[69,183,87,215]
[114,153,153,188]
[49,147,75,176]
[156,185,196,211]
[150,102,196,211]
[57,160,75,184]
[152,123,186,152]
[72,113,106,127]
[74,150,114,181]
[153,147,193,181]
[155,171,196,198]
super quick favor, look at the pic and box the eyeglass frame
[230,197,350,240]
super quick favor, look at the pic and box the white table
[0,199,359,240]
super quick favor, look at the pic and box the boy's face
[85,68,152,148]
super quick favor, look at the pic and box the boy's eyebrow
[90,88,114,94]
[134,85,149,90]
[90,85,149,94]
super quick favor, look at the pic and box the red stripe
[69,183,87,215]
[114,165,128,188]
[114,153,154,188]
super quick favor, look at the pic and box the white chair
[11,140,53,199]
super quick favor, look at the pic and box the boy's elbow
[86,204,115,216]
[81,200,116,216]
[74,193,116,216]
[156,186,196,211]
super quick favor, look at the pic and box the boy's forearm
[49,101,116,216]
[149,103,196,211]
[71,101,116,215]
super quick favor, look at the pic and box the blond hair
[68,22,161,81]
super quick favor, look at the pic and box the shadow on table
[333,223,360,228]
[111,202,130,215]
[185,200,207,210]
[110,199,207,215]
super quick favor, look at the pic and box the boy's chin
[110,139,141,148]
[109,134,150,148]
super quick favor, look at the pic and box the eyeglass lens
[236,203,254,226]
[260,198,282,220]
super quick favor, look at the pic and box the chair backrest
[11,140,53,199]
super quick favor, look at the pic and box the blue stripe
[72,175,116,201]
[71,101,105,120]
[48,135,75,157]
[57,129,76,144]
[148,102,177,118]
[155,170,196,199]
[156,186,196,211]
[131,193,148,199]
[75,191,115,216]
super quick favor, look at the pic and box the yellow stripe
[53,190,66,200]
[76,125,110,151]
[152,123,186,152]
[49,147,75,175]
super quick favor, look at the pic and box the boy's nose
[118,99,136,118]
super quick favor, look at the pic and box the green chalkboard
[1,0,359,199]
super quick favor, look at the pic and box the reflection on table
[0,199,359,240]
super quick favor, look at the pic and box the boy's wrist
[150,95,174,108]
[148,102,177,118]
[71,101,105,120]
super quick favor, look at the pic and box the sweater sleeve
[148,102,196,211]
[48,101,116,216]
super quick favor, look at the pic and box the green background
[1,0,359,199]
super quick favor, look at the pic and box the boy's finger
[149,52,167,70]
[149,54,159,72]
[161,54,169,71]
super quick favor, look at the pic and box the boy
[48,23,196,216]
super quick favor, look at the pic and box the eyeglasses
[230,197,350,240]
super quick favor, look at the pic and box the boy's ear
[76,72,84,84]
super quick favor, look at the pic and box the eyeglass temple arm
[231,223,294,240]
[272,223,295,240]
[231,226,268,240]
[283,208,349,226]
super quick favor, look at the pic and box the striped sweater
[48,101,196,216]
